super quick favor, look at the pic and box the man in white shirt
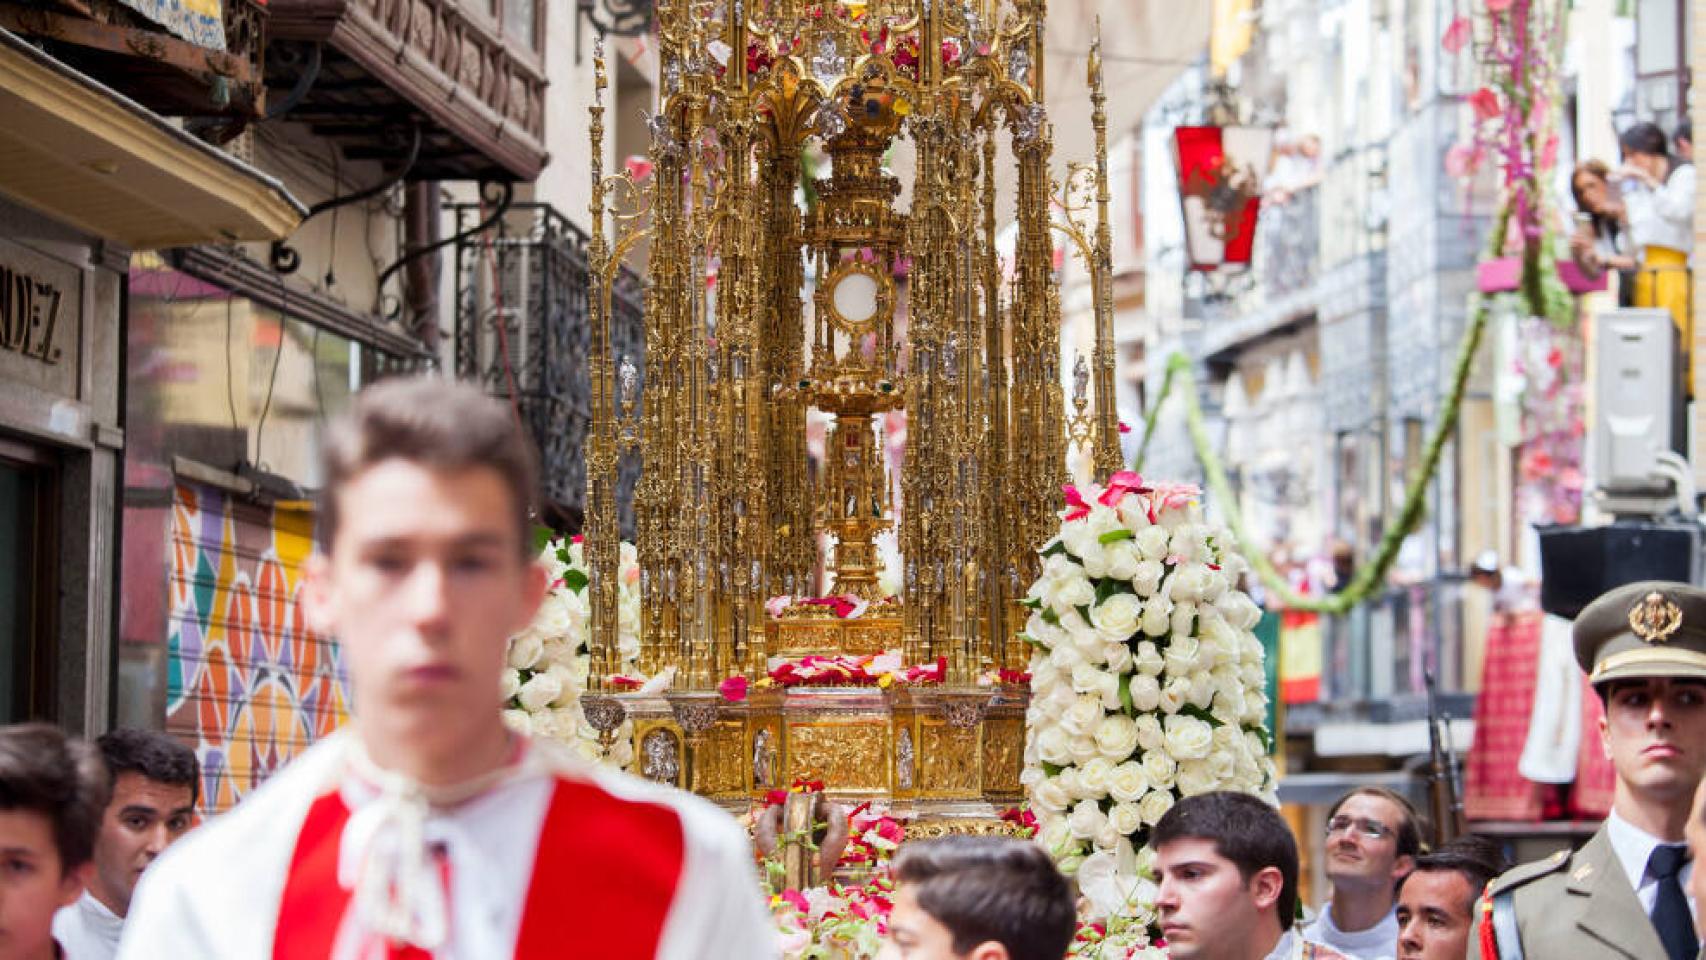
[1300,788,1418,959]
[1473,581,1706,960]
[117,377,777,960]
[52,729,197,960]
[1154,791,1348,960]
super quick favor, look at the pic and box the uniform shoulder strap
[1475,849,1570,960]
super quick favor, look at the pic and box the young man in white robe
[116,377,778,960]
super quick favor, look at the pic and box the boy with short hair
[879,836,1076,960]
[1152,791,1347,960]
[119,377,775,959]
[0,724,109,960]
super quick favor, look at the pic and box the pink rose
[718,675,749,702]
[1441,16,1471,54]
[1469,88,1501,123]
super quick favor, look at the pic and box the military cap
[1572,580,1706,685]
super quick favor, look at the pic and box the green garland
[1132,204,1511,615]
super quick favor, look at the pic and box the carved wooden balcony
[0,0,269,120]
[267,0,547,181]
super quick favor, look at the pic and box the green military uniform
[1469,581,1706,960]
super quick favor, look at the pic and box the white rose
[1207,750,1237,781]
[1131,559,1166,597]
[1104,540,1143,581]
[1040,818,1078,858]
[1094,821,1125,851]
[1211,686,1246,724]
[1138,789,1176,826]
[1135,525,1171,561]
[1168,529,1205,562]
[1142,749,1177,789]
[1188,672,1216,709]
[507,633,545,671]
[1103,642,1134,674]
[1170,601,1198,638]
[1068,736,1099,766]
[1201,569,1230,602]
[1164,636,1202,676]
[1133,641,1165,676]
[517,671,564,712]
[1140,596,1174,636]
[1037,727,1075,766]
[1242,691,1269,726]
[1091,592,1144,641]
[1128,674,1162,712]
[1107,801,1144,836]
[1057,767,1088,799]
[1176,758,1219,796]
[1108,761,1152,803]
[1079,757,1116,798]
[1244,729,1270,761]
[1072,664,1123,710]
[1068,799,1109,840]
[1196,620,1234,667]
[1032,660,1064,695]
[532,593,573,637]
[1135,713,1166,752]
[541,663,579,707]
[1163,714,1214,760]
[1061,694,1104,737]
[1216,593,1263,632]
[1033,776,1072,813]
[1052,574,1096,611]
[1094,715,1142,762]
[1062,506,1121,559]
[1050,642,1087,674]
[1159,677,1192,714]
[500,669,523,702]
[1168,563,1213,602]
[501,708,534,736]
[544,636,584,670]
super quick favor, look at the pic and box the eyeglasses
[1325,816,1393,842]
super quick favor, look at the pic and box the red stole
[274,777,687,959]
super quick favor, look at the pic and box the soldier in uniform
[1471,581,1706,960]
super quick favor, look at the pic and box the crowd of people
[0,377,1703,960]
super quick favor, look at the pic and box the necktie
[1647,844,1698,960]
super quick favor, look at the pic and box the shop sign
[0,262,64,365]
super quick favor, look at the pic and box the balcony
[453,203,644,532]
[1200,186,1323,358]
[0,0,269,121]
[267,0,547,180]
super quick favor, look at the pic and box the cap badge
[1629,592,1684,643]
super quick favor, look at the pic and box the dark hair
[1153,791,1300,931]
[1571,160,1624,246]
[1328,787,1423,861]
[97,729,199,808]
[892,836,1076,960]
[320,376,539,556]
[0,724,109,872]
[1620,121,1671,161]
[1677,119,1693,146]
[1400,834,1510,915]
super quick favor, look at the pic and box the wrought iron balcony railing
[453,203,644,535]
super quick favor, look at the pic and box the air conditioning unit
[1590,308,1685,513]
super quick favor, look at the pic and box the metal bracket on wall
[375,178,515,322]
[268,122,422,276]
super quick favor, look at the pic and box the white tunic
[53,891,124,960]
[115,731,778,960]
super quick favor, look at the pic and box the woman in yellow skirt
[1618,121,1695,395]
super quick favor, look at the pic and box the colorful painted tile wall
[165,482,351,815]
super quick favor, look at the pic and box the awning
[0,28,304,249]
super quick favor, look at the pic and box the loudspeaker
[1538,522,1701,619]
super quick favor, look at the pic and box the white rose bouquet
[502,535,643,768]
[1020,472,1278,941]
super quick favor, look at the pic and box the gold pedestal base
[620,683,1030,820]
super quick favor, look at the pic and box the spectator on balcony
[1676,120,1693,166]
[1617,122,1695,394]
[1569,159,1638,302]
[1469,551,1537,617]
